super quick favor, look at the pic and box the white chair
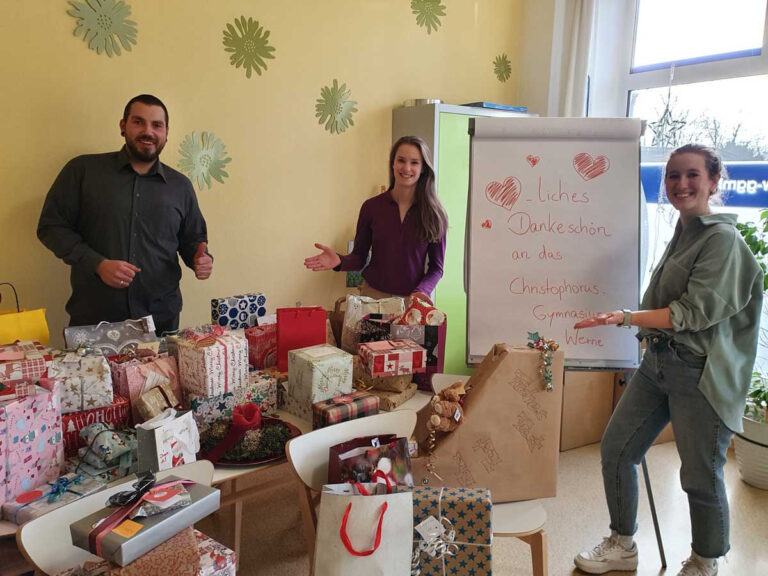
[285,409,417,570]
[432,373,549,576]
[16,460,214,576]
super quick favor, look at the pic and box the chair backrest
[286,410,417,492]
[17,460,214,575]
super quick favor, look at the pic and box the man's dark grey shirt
[37,147,208,327]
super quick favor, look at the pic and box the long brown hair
[387,136,448,242]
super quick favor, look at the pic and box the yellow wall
[0,1,522,345]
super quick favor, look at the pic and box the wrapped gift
[136,410,199,472]
[312,390,379,429]
[122,356,181,423]
[109,352,161,402]
[358,339,427,378]
[340,295,405,353]
[135,376,182,423]
[370,383,418,411]
[285,345,353,420]
[64,317,159,356]
[211,293,267,329]
[63,456,133,484]
[2,472,104,524]
[177,328,248,398]
[395,297,446,327]
[70,477,220,566]
[0,340,52,381]
[78,424,135,470]
[352,355,413,393]
[244,323,277,369]
[358,313,396,344]
[194,529,237,576]
[390,323,447,390]
[62,395,131,457]
[0,379,64,507]
[0,379,36,402]
[411,487,492,576]
[50,349,113,414]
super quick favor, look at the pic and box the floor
[195,441,768,576]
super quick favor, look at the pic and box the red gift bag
[328,434,412,486]
[276,306,326,372]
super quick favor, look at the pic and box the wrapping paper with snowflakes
[285,345,353,421]
[194,529,237,576]
[63,317,159,356]
[358,339,427,378]
[411,487,492,576]
[177,332,248,398]
[50,350,113,414]
[211,293,267,329]
[61,394,130,457]
[0,379,64,508]
[0,340,52,382]
[123,356,181,423]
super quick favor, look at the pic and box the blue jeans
[601,337,733,558]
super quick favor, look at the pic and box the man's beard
[125,136,165,163]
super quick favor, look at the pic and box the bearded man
[37,94,213,335]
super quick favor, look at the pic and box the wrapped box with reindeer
[358,339,427,378]
[412,343,564,502]
[285,345,353,421]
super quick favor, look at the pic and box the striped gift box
[312,390,379,429]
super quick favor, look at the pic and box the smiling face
[391,143,423,190]
[119,101,168,164]
[664,151,720,223]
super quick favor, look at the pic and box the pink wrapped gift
[358,339,427,378]
[244,323,277,369]
[177,327,248,398]
[0,340,52,381]
[0,378,64,508]
[122,355,181,423]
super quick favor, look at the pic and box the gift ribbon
[340,501,388,557]
[12,474,85,523]
[410,516,458,576]
[88,478,195,557]
[526,332,559,392]
[200,402,262,463]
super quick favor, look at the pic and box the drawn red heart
[573,153,610,180]
[526,155,540,167]
[481,219,492,229]
[485,176,521,211]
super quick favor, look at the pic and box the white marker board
[466,117,642,368]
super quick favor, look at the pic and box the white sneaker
[574,534,639,574]
[677,553,718,576]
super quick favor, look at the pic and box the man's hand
[194,242,213,280]
[96,260,141,289]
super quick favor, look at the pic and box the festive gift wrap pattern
[50,350,113,414]
[63,317,159,356]
[285,345,353,421]
[358,339,427,378]
[186,370,278,430]
[2,472,105,524]
[122,356,181,423]
[352,355,413,393]
[244,323,277,369]
[412,487,492,576]
[63,456,133,484]
[211,293,267,329]
[312,390,379,429]
[177,330,248,398]
[0,380,64,508]
[0,340,52,381]
[370,383,418,411]
[390,323,447,390]
[195,529,237,576]
[61,395,130,457]
[358,313,397,344]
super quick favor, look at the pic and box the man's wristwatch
[617,309,632,328]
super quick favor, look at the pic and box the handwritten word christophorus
[532,305,603,327]
[509,276,602,301]
[507,211,612,237]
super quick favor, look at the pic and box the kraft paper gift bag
[313,483,413,576]
[0,282,50,346]
[136,409,199,472]
[412,343,564,502]
[340,295,405,354]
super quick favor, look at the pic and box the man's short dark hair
[123,94,169,125]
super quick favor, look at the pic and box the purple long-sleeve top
[337,191,446,296]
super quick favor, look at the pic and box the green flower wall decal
[67,0,137,57]
[178,132,232,191]
[411,0,446,34]
[222,16,276,78]
[493,53,511,82]
[315,79,358,135]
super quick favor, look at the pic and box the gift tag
[454,408,461,422]
[415,516,445,541]
[371,437,381,448]
[112,519,144,538]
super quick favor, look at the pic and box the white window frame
[589,0,768,118]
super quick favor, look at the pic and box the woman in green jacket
[573,145,763,576]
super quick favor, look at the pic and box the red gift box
[244,323,277,369]
[276,307,325,372]
[61,394,131,456]
[312,390,379,429]
[358,339,427,378]
[0,341,51,382]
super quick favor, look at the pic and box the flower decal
[315,79,358,135]
[222,16,276,79]
[67,0,138,57]
[493,53,511,82]
[411,0,446,34]
[177,132,232,191]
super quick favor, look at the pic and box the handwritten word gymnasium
[2,2,768,576]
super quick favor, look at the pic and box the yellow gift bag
[0,283,50,345]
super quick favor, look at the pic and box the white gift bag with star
[49,349,113,414]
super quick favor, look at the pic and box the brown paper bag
[412,343,564,502]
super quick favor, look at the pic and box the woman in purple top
[304,136,448,303]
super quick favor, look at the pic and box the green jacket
[638,213,763,432]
